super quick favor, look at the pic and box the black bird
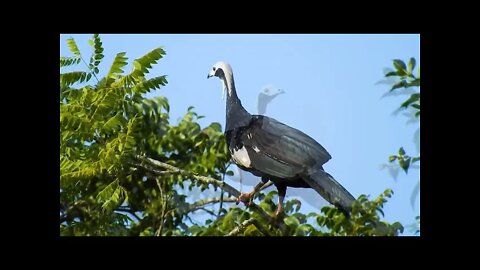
[207,61,355,218]
[233,85,285,187]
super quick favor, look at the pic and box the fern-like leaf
[132,75,168,95]
[131,47,166,79]
[60,72,91,88]
[60,56,81,68]
[96,179,128,211]
[102,112,126,134]
[60,158,102,188]
[104,52,128,87]
[134,96,170,117]
[97,179,118,209]
[88,34,104,74]
[66,38,81,57]
[117,48,166,88]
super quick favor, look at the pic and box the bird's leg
[237,177,269,206]
[273,185,287,219]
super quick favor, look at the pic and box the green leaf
[389,155,397,162]
[129,47,166,80]
[411,104,420,110]
[66,38,81,57]
[390,80,408,92]
[401,93,420,108]
[399,157,411,174]
[385,71,399,77]
[398,147,405,156]
[60,71,89,87]
[103,113,123,133]
[376,206,384,217]
[393,59,407,72]
[409,78,420,87]
[412,157,420,163]
[295,224,315,236]
[408,58,416,73]
[415,111,420,117]
[132,76,168,95]
[105,52,128,86]
[60,56,81,68]
[284,216,300,228]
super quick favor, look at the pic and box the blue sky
[60,34,420,235]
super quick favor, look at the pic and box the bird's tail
[304,169,355,216]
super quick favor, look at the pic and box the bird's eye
[213,67,216,71]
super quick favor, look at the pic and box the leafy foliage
[383,57,420,234]
[385,58,420,117]
[188,190,403,236]
[60,35,404,236]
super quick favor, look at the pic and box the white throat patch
[231,146,251,168]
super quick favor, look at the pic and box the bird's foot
[236,192,254,206]
[272,205,284,221]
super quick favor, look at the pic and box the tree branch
[134,155,287,231]
[183,197,238,214]
[115,207,142,221]
[155,178,167,237]
[226,218,270,236]
[136,155,240,196]
[227,218,255,236]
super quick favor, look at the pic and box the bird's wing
[238,115,331,179]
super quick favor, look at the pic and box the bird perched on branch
[207,61,355,218]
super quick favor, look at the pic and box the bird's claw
[237,192,253,206]
[272,206,284,221]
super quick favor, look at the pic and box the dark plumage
[207,61,355,217]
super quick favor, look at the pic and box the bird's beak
[207,69,215,79]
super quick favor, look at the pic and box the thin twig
[155,178,167,237]
[197,207,218,217]
[134,156,287,231]
[136,156,240,196]
[115,208,142,222]
[80,56,100,83]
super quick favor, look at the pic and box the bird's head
[207,61,233,79]
[257,85,285,115]
[259,86,285,98]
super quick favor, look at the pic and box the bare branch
[185,197,238,213]
[136,155,240,196]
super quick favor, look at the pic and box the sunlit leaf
[408,57,416,73]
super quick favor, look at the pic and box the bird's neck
[257,94,272,115]
[222,73,251,132]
